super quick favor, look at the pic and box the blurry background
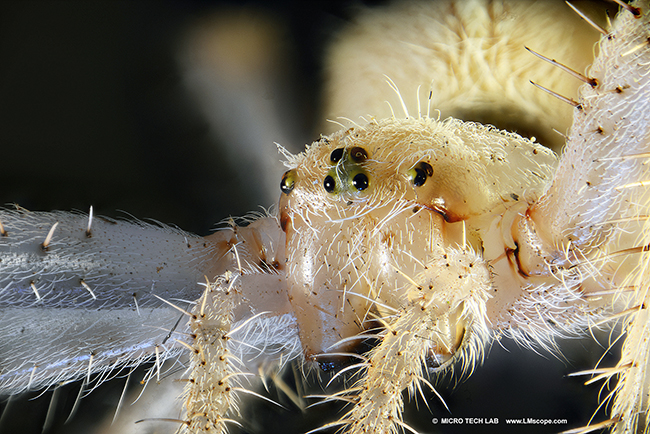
[0,0,347,232]
[0,1,618,433]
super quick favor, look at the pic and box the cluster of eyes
[280,146,435,196]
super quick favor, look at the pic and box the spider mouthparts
[426,309,467,372]
[426,352,453,371]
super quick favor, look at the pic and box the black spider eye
[330,148,344,163]
[280,170,296,194]
[349,147,368,163]
[412,169,427,187]
[352,173,369,191]
[408,162,434,187]
[324,175,336,193]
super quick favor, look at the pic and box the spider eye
[349,147,368,163]
[412,169,427,187]
[352,173,369,191]
[324,175,336,193]
[280,170,296,194]
[408,162,434,187]
[330,148,344,163]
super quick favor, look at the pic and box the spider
[0,0,643,434]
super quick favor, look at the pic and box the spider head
[276,117,552,368]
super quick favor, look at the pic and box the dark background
[0,1,617,433]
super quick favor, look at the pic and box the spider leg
[182,272,241,434]
[519,1,650,431]
[329,248,491,434]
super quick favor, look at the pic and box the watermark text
[431,417,568,426]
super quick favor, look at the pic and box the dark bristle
[525,46,598,87]
[611,0,642,17]
[529,80,582,108]
[566,1,608,35]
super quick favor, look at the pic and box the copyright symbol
[432,418,438,424]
